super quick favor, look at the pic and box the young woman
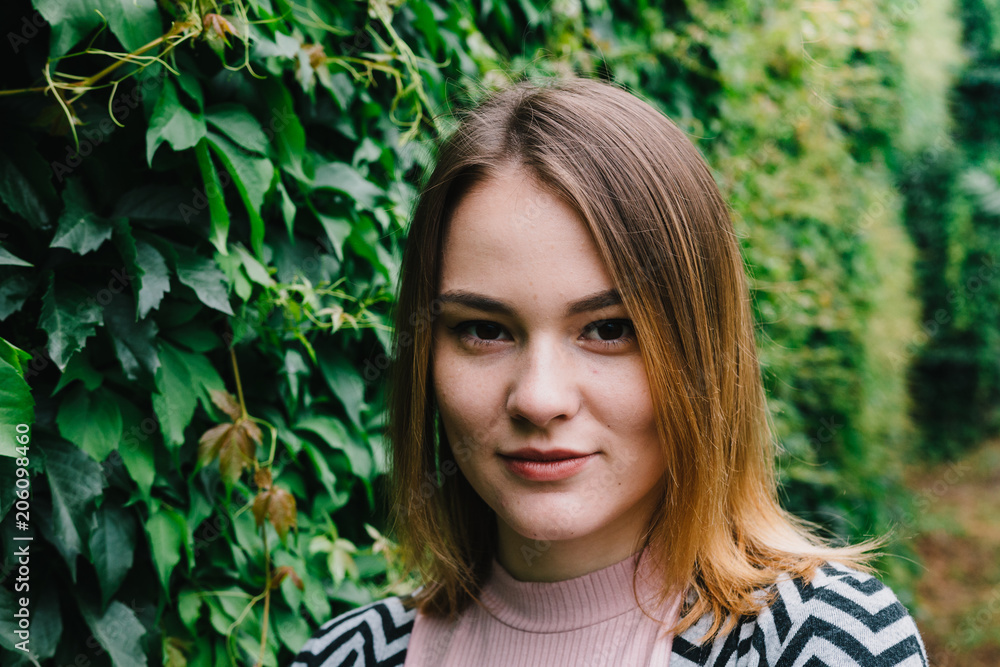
[292,76,928,666]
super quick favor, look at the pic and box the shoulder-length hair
[386,75,880,640]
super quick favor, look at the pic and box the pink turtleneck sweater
[404,549,681,666]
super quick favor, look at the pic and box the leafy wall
[0,0,963,663]
[904,0,1000,459]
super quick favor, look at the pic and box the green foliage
[0,0,474,662]
[903,0,1000,459]
[0,0,970,662]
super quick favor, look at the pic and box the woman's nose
[505,336,581,428]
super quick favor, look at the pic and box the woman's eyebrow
[435,288,622,317]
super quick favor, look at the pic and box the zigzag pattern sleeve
[671,562,929,667]
[290,596,416,667]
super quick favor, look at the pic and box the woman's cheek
[434,369,488,459]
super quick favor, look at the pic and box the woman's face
[431,167,666,580]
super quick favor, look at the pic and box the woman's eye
[448,319,635,350]
[583,319,636,348]
[449,321,510,347]
[468,322,504,340]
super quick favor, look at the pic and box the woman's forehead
[438,168,616,304]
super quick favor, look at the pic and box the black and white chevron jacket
[291,562,928,666]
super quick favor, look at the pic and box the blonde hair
[386,75,883,641]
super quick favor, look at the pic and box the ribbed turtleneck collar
[476,548,672,633]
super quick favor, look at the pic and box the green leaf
[135,240,171,318]
[50,179,115,255]
[52,349,103,394]
[301,569,332,625]
[117,399,157,501]
[78,599,148,667]
[101,0,161,53]
[104,294,160,382]
[186,352,226,414]
[0,356,33,454]
[175,69,204,110]
[88,503,137,606]
[152,341,225,449]
[38,273,103,370]
[178,589,203,635]
[259,406,304,456]
[206,104,270,154]
[316,213,351,261]
[235,245,274,287]
[175,249,234,314]
[195,138,231,256]
[313,162,383,210]
[317,351,366,430]
[152,342,197,450]
[0,136,55,228]
[29,584,62,660]
[115,185,195,224]
[274,606,312,652]
[206,132,274,259]
[147,79,207,165]
[36,0,159,57]
[0,271,34,320]
[297,440,339,503]
[146,507,187,594]
[204,585,251,635]
[296,415,373,480]
[118,399,157,502]
[0,337,30,376]
[217,252,252,300]
[0,247,32,266]
[34,0,104,58]
[272,551,304,612]
[56,385,123,461]
[261,79,308,181]
[347,214,395,280]
[277,179,297,236]
[43,439,104,580]
[282,349,308,406]
[256,30,300,59]
[164,321,222,352]
[111,217,140,304]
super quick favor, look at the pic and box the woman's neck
[495,516,651,582]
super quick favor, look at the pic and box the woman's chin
[500,509,598,544]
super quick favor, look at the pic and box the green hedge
[0,0,964,663]
[904,0,1000,460]
[0,0,486,663]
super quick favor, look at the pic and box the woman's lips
[500,452,598,482]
